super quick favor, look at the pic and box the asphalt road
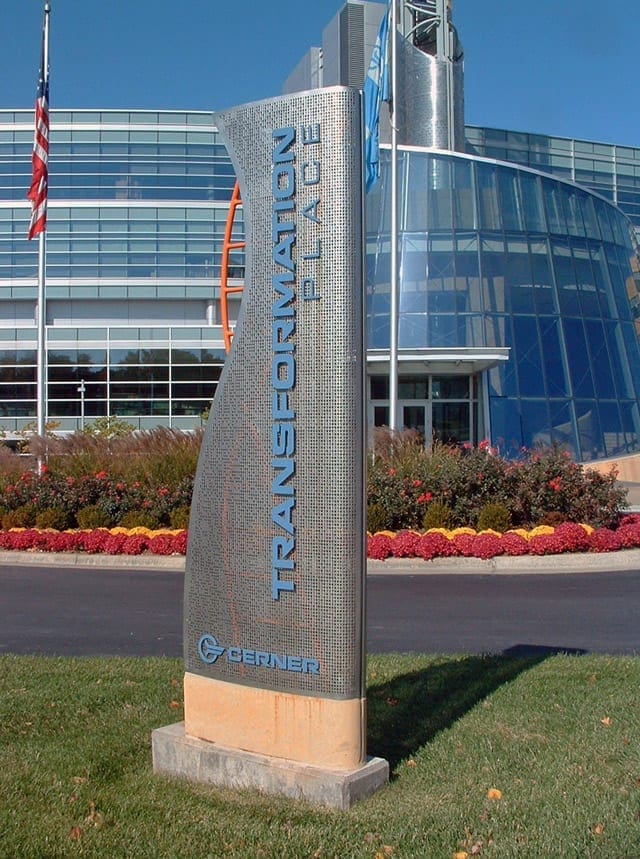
[1,564,639,656]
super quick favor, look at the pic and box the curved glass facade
[366,147,640,459]
[466,125,640,232]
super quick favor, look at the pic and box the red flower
[416,532,457,560]
[417,492,433,504]
[528,533,566,555]
[95,470,109,480]
[548,477,562,492]
[588,528,622,553]
[501,532,529,556]
[367,534,393,560]
[390,531,422,558]
[411,479,422,488]
[472,533,504,559]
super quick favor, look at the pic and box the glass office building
[366,147,640,459]
[0,109,244,434]
[466,126,640,234]
[282,0,640,461]
[2,0,640,462]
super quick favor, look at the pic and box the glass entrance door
[370,373,478,447]
[432,401,470,446]
[401,401,430,444]
[400,400,471,447]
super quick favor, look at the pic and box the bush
[422,501,453,530]
[76,505,113,529]
[169,505,191,530]
[2,504,37,529]
[35,507,71,531]
[539,511,567,527]
[367,502,388,534]
[367,437,627,531]
[476,503,511,533]
[118,510,161,530]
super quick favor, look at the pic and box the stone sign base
[152,722,389,810]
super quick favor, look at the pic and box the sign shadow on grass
[366,647,586,772]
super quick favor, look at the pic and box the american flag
[27,15,50,240]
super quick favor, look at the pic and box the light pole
[77,378,86,431]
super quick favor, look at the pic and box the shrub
[367,502,388,534]
[35,507,71,531]
[476,503,511,533]
[118,510,161,530]
[76,505,113,529]
[539,510,569,527]
[169,505,191,530]
[422,501,453,530]
[2,503,37,529]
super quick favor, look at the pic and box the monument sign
[152,87,388,808]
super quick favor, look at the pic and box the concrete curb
[2,548,640,575]
[0,550,186,570]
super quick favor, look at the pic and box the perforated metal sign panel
[184,88,365,700]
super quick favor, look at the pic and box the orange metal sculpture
[219,180,245,354]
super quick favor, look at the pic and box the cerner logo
[197,633,320,675]
[198,634,225,664]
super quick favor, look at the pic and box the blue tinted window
[519,399,551,448]
[497,168,523,231]
[519,172,546,232]
[512,317,545,396]
[539,318,568,396]
[504,241,534,313]
[476,163,501,230]
[542,179,566,234]
[584,320,615,398]
[563,318,593,397]
[530,240,556,313]
[552,240,580,315]
[574,400,604,459]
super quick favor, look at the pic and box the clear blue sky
[1,0,637,146]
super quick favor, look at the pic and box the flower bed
[2,515,640,561]
[367,514,640,561]
[0,526,187,556]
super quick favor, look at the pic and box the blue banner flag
[363,3,390,192]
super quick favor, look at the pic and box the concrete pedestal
[152,722,389,810]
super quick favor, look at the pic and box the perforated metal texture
[184,88,365,700]
[395,31,465,151]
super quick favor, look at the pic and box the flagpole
[388,0,399,433]
[36,2,50,441]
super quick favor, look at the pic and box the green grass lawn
[1,653,639,858]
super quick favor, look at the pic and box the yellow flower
[527,525,555,537]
